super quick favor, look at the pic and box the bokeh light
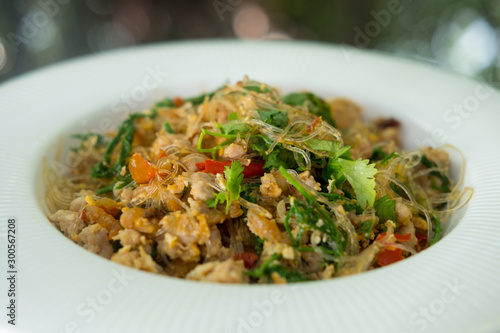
[448,18,498,74]
[0,0,499,84]
[18,6,58,53]
[233,3,270,39]
[0,41,7,72]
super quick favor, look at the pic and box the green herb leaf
[91,112,156,179]
[430,214,443,245]
[208,161,244,214]
[246,253,281,278]
[371,147,387,161]
[374,195,397,223]
[421,155,451,193]
[207,192,227,209]
[240,183,259,204]
[245,253,309,282]
[70,132,105,152]
[343,202,364,214]
[150,243,158,261]
[279,167,346,258]
[224,161,244,203]
[263,145,299,170]
[163,122,175,134]
[243,80,274,94]
[306,139,351,159]
[357,220,375,239]
[221,120,249,135]
[282,92,336,127]
[250,136,298,170]
[266,265,309,282]
[252,236,265,257]
[337,158,377,209]
[95,172,134,195]
[380,152,398,164]
[91,119,133,179]
[257,109,289,128]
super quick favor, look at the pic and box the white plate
[1,40,499,333]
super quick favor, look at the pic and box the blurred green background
[1,0,499,85]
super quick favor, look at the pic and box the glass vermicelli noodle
[45,77,472,284]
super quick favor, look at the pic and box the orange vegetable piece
[173,97,184,107]
[95,197,121,217]
[156,150,168,161]
[84,205,121,239]
[376,248,403,266]
[129,153,156,184]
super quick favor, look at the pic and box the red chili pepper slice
[376,248,403,266]
[234,252,259,269]
[376,232,412,243]
[416,234,427,247]
[196,159,265,178]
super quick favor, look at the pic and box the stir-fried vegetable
[92,112,157,179]
[279,166,347,258]
[46,77,472,284]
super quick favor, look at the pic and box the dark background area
[1,0,499,85]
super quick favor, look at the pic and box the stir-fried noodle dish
[46,78,472,284]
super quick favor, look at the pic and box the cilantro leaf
[306,139,351,159]
[323,157,347,187]
[207,161,244,213]
[257,109,289,128]
[221,122,249,135]
[250,136,298,170]
[282,92,336,127]
[224,160,244,204]
[374,195,397,223]
[263,146,299,170]
[337,158,377,209]
[207,192,227,209]
[219,112,249,135]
